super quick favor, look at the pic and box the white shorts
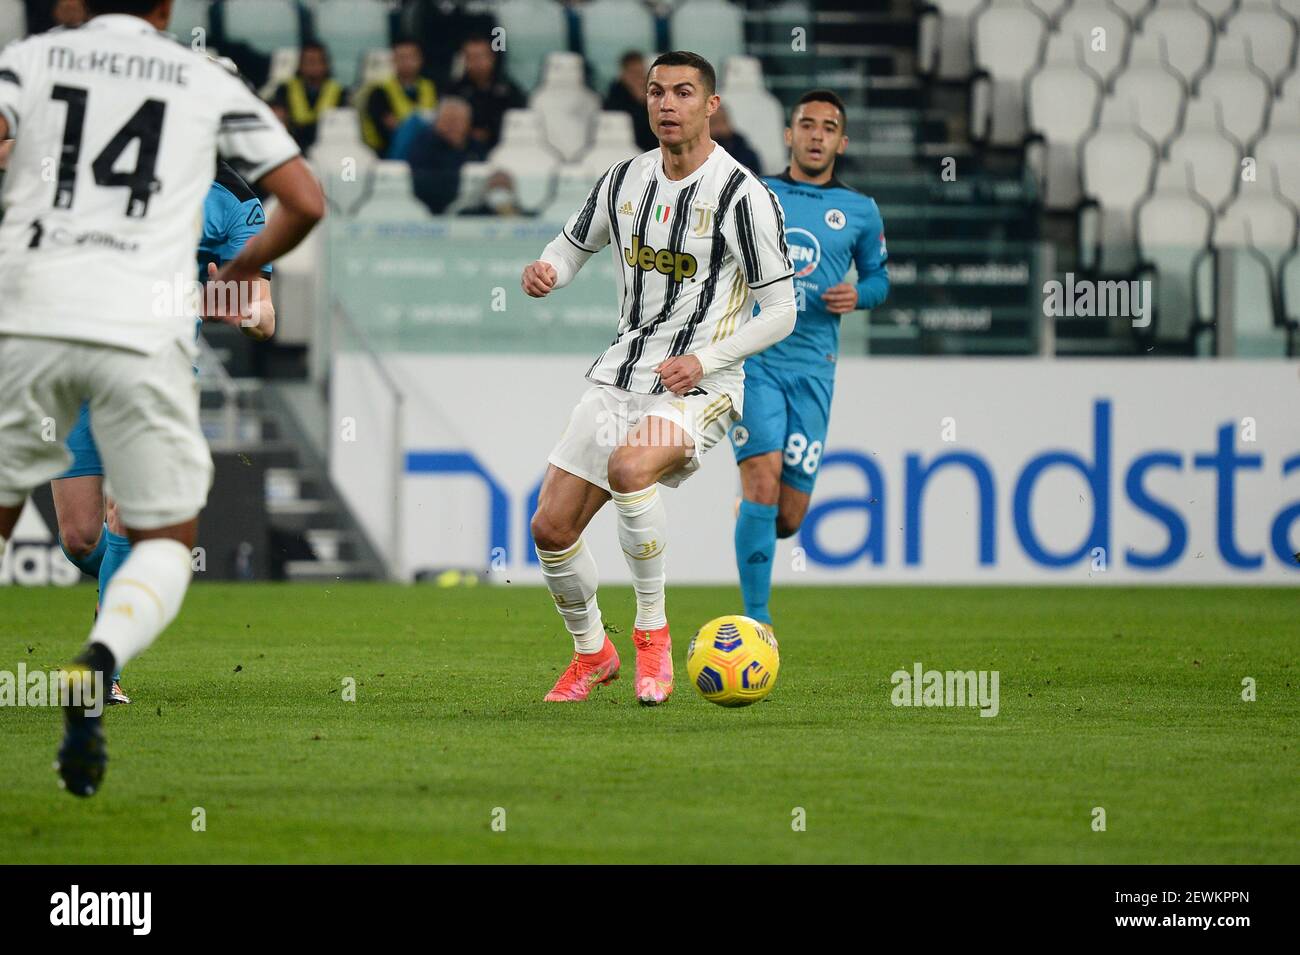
[548,382,737,492]
[0,335,213,530]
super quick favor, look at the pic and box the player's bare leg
[51,476,107,572]
[531,466,620,701]
[607,417,694,705]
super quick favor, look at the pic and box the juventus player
[521,51,796,705]
[0,0,324,796]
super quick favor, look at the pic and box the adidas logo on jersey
[623,234,698,283]
[618,201,634,216]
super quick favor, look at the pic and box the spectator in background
[360,39,438,157]
[268,43,345,153]
[447,35,525,152]
[408,98,485,214]
[711,104,763,174]
[51,0,86,28]
[603,51,657,152]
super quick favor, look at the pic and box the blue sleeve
[225,197,273,276]
[854,198,889,310]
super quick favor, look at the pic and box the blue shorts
[728,359,833,494]
[61,402,104,479]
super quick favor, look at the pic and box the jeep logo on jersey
[786,227,822,279]
[623,234,698,283]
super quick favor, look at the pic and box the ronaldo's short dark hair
[648,51,716,95]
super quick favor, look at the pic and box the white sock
[87,538,193,669]
[612,485,667,631]
[536,538,606,654]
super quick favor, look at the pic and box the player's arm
[825,198,889,315]
[523,166,616,297]
[659,182,797,395]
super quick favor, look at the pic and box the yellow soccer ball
[686,615,780,707]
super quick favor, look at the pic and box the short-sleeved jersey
[564,144,793,403]
[751,172,888,379]
[0,15,299,354]
[199,160,272,282]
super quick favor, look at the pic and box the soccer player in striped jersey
[728,89,890,635]
[521,51,797,705]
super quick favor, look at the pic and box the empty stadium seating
[167,0,210,46]
[495,0,569,90]
[970,3,1048,148]
[221,0,301,56]
[485,109,562,212]
[1135,189,1215,346]
[0,0,24,49]
[1026,64,1104,210]
[315,0,391,88]
[529,52,602,163]
[580,0,657,94]
[1079,126,1159,273]
[670,0,746,74]
[719,56,787,175]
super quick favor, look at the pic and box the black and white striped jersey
[561,144,793,397]
[0,15,298,354]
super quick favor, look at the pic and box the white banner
[331,356,1300,584]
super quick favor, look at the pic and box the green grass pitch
[1,583,1296,864]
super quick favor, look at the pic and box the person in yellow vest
[268,42,345,152]
[360,39,438,158]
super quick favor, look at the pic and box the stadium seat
[1217,9,1298,88]
[1052,1,1131,86]
[485,108,562,212]
[1254,131,1300,208]
[580,0,657,94]
[1136,189,1215,346]
[315,0,391,88]
[1079,126,1160,273]
[1282,249,1300,333]
[1129,4,1214,86]
[529,52,602,162]
[1213,190,1298,354]
[167,0,210,47]
[353,161,435,221]
[670,0,746,72]
[719,56,787,175]
[1097,65,1185,148]
[1109,0,1154,23]
[1159,128,1240,209]
[1025,65,1104,211]
[443,161,493,215]
[1194,67,1271,148]
[309,107,377,215]
[496,0,569,91]
[918,0,986,82]
[579,111,642,175]
[537,165,601,221]
[1026,0,1070,26]
[969,4,1048,147]
[0,0,23,48]
[260,47,300,99]
[1191,0,1238,26]
[360,48,395,88]
[221,0,301,56]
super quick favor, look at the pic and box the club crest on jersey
[691,203,714,236]
[825,208,846,230]
[623,234,698,283]
[653,204,672,224]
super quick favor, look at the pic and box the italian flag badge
[654,204,672,224]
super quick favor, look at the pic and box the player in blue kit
[50,159,276,704]
[729,90,890,633]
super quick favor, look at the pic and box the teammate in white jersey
[521,51,797,705]
[0,0,325,797]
